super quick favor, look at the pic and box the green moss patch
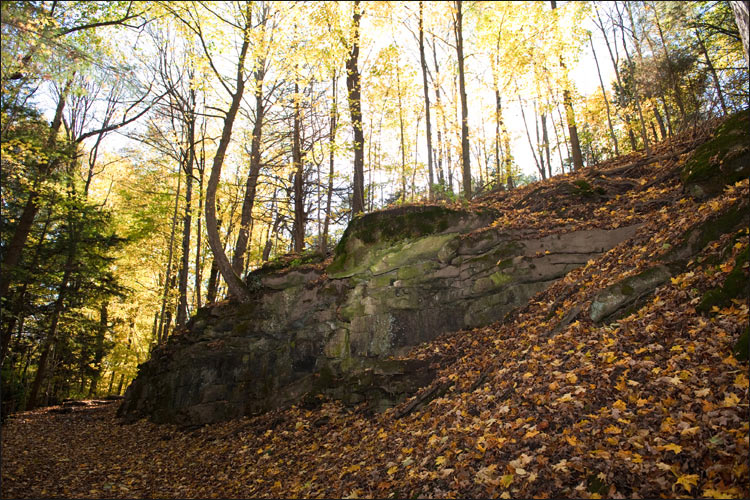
[697,246,750,313]
[681,109,750,198]
[328,206,474,277]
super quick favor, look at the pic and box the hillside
[2,115,749,499]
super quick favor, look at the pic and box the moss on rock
[697,246,749,313]
[681,109,750,199]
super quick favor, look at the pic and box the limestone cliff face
[119,206,640,425]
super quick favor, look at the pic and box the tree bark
[418,1,434,199]
[233,53,267,273]
[195,149,205,309]
[204,3,253,302]
[0,78,72,302]
[550,2,583,170]
[28,236,76,409]
[1,212,52,365]
[616,2,651,152]
[730,1,750,66]
[454,0,471,198]
[589,32,619,155]
[694,29,728,115]
[646,1,686,123]
[321,71,337,255]
[346,0,365,215]
[88,302,108,397]
[175,97,195,329]
[157,167,181,343]
[292,81,305,253]
[518,92,544,180]
[431,35,447,189]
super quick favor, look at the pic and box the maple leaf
[674,474,699,493]
[662,443,682,454]
[612,399,627,411]
[722,393,740,407]
[733,373,748,389]
[557,393,573,403]
[435,455,448,467]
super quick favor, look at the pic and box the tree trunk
[321,71,337,255]
[551,1,583,171]
[175,106,195,329]
[518,92,544,180]
[195,152,204,310]
[593,4,640,151]
[232,61,266,274]
[28,247,75,409]
[730,1,750,66]
[616,2,651,153]
[431,35,447,189]
[653,103,667,140]
[454,0,471,198]
[157,167,181,343]
[542,113,552,178]
[589,32,619,155]
[694,29,728,115]
[646,1,687,123]
[206,259,220,304]
[1,212,52,365]
[418,1,434,199]
[0,78,72,302]
[396,61,407,201]
[292,81,305,253]
[204,4,253,302]
[346,0,365,214]
[88,302,108,397]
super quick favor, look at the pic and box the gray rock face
[590,265,672,323]
[119,206,641,425]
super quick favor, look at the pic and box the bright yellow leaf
[662,443,682,454]
[674,474,699,492]
[723,392,740,407]
[734,373,749,389]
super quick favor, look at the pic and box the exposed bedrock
[119,206,640,425]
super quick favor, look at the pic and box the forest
[1,1,749,498]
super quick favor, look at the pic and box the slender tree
[454,0,472,197]
[346,0,365,214]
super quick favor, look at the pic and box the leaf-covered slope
[2,116,749,499]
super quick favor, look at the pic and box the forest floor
[2,121,749,499]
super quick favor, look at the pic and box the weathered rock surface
[681,109,750,199]
[119,206,641,425]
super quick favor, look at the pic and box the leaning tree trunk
[204,6,252,302]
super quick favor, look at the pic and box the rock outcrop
[681,109,750,199]
[119,205,641,425]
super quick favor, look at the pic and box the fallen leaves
[2,130,749,500]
